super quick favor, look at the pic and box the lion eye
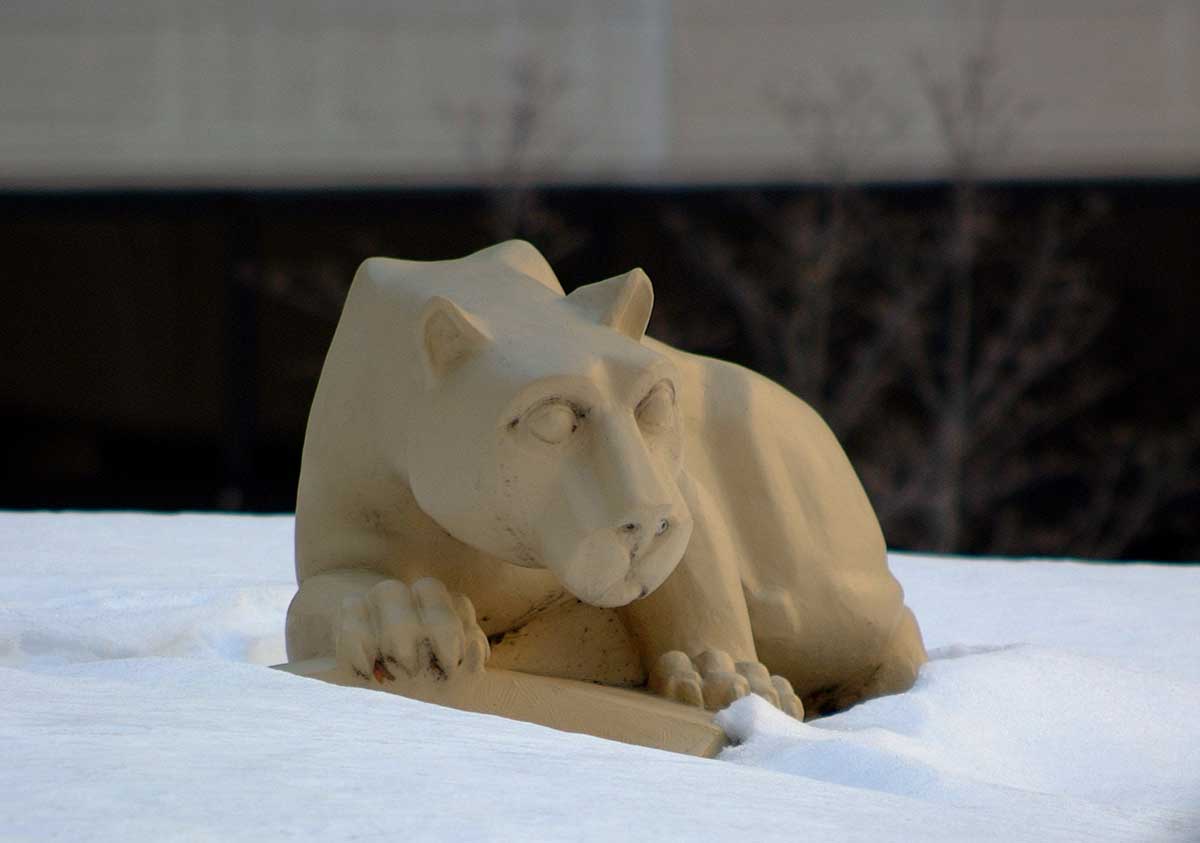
[636,384,675,432]
[527,402,579,444]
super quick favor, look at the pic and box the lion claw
[336,577,489,683]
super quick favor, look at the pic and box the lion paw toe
[649,649,804,719]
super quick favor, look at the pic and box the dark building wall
[1,183,1196,559]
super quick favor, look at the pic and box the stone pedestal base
[274,659,727,758]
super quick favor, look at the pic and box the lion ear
[566,268,654,341]
[417,295,493,383]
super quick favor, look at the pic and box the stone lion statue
[286,241,926,719]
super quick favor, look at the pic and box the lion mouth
[585,549,666,607]
[587,577,645,608]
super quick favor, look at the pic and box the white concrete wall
[1,0,1196,187]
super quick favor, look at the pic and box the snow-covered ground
[1,511,1197,842]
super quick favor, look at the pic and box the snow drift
[2,512,1197,841]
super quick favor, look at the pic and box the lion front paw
[336,577,489,683]
[649,649,804,719]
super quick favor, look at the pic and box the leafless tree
[898,13,1050,551]
[1066,412,1200,560]
[436,48,586,263]
[258,48,586,331]
[665,68,915,435]
[664,14,1197,558]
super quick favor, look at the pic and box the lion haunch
[286,240,926,718]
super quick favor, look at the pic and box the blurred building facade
[2,1,1198,188]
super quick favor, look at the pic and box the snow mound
[2,512,1198,841]
[718,646,1199,826]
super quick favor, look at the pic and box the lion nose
[616,507,674,546]
[619,519,669,535]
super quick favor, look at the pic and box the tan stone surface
[285,240,926,749]
[275,657,726,758]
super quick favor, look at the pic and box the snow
[1,512,1198,841]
